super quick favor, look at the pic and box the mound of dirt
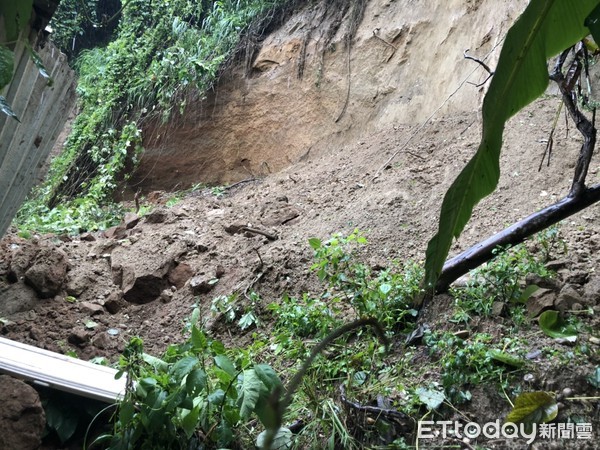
[1,0,600,447]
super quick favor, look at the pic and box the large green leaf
[416,386,445,410]
[0,0,33,42]
[423,0,600,291]
[538,309,578,340]
[506,391,558,426]
[169,355,198,381]
[256,427,293,450]
[238,368,264,419]
[0,45,14,88]
[180,405,201,439]
[0,95,19,121]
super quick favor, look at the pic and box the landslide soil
[1,97,600,449]
[1,0,600,447]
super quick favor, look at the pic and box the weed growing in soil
[98,228,584,449]
[96,313,282,449]
[424,331,525,404]
[308,229,422,331]
[450,231,559,324]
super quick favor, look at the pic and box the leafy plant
[538,310,579,341]
[309,230,422,330]
[97,313,283,449]
[450,238,553,322]
[238,291,261,330]
[17,0,287,234]
[424,0,600,291]
[425,332,524,403]
[506,391,558,432]
[272,294,341,346]
[212,293,239,323]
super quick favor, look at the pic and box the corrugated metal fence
[0,30,76,238]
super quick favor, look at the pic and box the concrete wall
[0,30,76,238]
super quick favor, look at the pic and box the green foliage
[450,239,553,322]
[506,391,558,430]
[41,388,105,446]
[538,310,578,341]
[587,366,600,388]
[18,0,285,234]
[424,0,600,290]
[0,0,33,42]
[425,332,524,403]
[49,0,105,59]
[99,312,282,449]
[269,293,341,340]
[416,385,445,410]
[309,230,422,330]
[0,45,14,88]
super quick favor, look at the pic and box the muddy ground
[1,96,599,449]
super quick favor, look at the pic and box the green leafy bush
[308,230,422,330]
[450,234,556,322]
[97,313,283,449]
[17,0,286,234]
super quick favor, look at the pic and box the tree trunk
[435,183,600,293]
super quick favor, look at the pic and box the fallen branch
[224,224,278,241]
[431,43,598,295]
[435,182,600,293]
[339,384,411,429]
[224,177,258,191]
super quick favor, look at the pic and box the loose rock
[189,274,216,294]
[24,246,69,298]
[0,375,46,450]
[526,288,556,317]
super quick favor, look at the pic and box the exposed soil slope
[1,0,600,448]
[128,0,527,191]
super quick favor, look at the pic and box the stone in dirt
[79,232,96,242]
[565,270,589,285]
[92,332,115,350]
[68,328,90,346]
[111,241,186,303]
[583,275,600,304]
[8,243,38,281]
[80,301,104,315]
[145,208,171,224]
[160,288,174,303]
[189,274,216,294]
[65,272,92,297]
[526,288,556,317]
[556,284,584,312]
[525,273,561,290]
[103,224,128,240]
[0,283,38,316]
[24,246,68,298]
[168,262,194,289]
[0,375,46,450]
[123,212,140,229]
[104,291,125,314]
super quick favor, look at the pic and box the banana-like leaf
[0,0,33,42]
[423,0,600,292]
[26,43,54,86]
[0,95,20,122]
[0,45,14,89]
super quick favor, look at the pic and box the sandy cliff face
[129,0,527,192]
